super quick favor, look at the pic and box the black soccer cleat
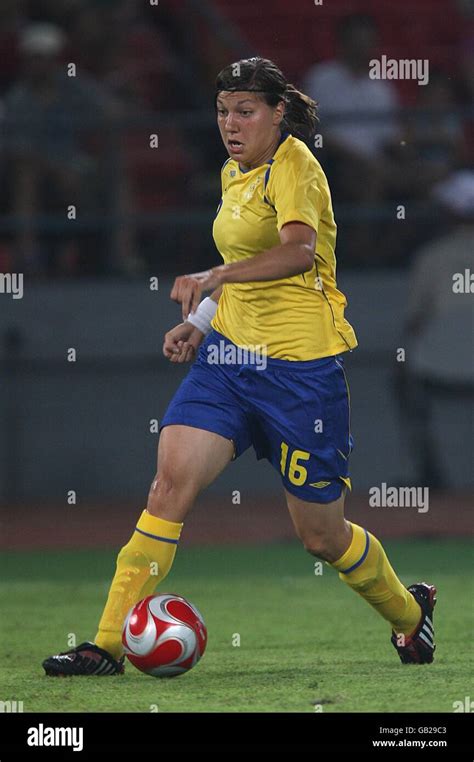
[42,641,125,676]
[391,582,437,664]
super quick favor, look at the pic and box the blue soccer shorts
[160,329,354,503]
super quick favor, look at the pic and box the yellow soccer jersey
[211,133,358,361]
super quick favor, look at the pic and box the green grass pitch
[1,539,472,713]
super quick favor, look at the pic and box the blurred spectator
[302,14,402,264]
[59,0,205,276]
[379,68,468,264]
[3,22,131,275]
[403,70,465,190]
[394,170,474,487]
[303,14,400,163]
[64,0,184,112]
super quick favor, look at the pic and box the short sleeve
[220,158,233,193]
[266,150,324,233]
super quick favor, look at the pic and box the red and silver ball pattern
[122,593,207,677]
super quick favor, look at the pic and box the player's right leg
[42,424,234,676]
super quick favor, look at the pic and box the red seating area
[128,0,469,212]
[125,128,199,211]
[214,0,465,103]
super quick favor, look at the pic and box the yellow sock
[331,522,422,636]
[95,509,183,659]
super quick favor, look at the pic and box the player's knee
[147,470,197,509]
[149,471,174,499]
[301,532,333,561]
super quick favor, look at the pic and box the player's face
[216,91,284,168]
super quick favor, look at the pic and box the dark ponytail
[215,57,318,142]
[281,82,318,142]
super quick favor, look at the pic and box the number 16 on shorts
[280,442,310,486]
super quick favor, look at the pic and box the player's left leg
[242,346,435,663]
[285,487,437,663]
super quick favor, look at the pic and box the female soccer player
[43,58,436,676]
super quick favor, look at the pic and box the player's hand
[170,267,223,320]
[163,322,205,363]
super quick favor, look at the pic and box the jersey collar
[238,131,291,174]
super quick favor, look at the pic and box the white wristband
[186,296,218,336]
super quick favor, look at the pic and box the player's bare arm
[170,222,316,319]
